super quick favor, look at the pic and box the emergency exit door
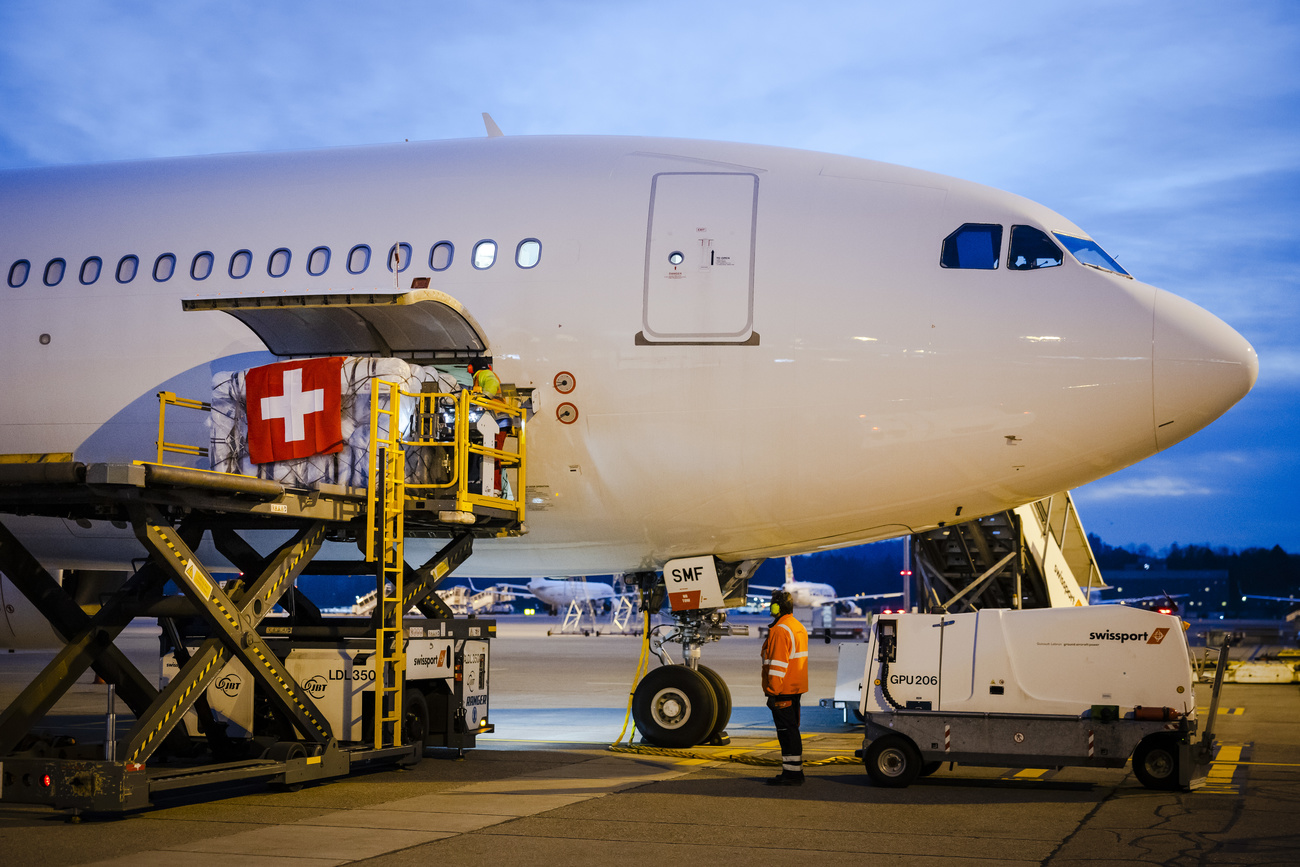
[639,172,758,344]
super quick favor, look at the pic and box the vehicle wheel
[403,690,430,764]
[1132,734,1181,790]
[919,761,943,777]
[864,734,922,788]
[267,740,306,762]
[267,740,307,792]
[632,665,718,748]
[695,665,732,740]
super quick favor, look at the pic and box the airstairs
[352,583,517,617]
[909,491,1106,613]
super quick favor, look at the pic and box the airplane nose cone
[1153,289,1258,450]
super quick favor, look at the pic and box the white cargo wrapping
[209,356,461,488]
[864,607,1195,718]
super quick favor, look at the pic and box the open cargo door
[183,289,490,362]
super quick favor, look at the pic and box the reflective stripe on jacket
[761,613,809,696]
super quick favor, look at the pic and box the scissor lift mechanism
[0,380,526,815]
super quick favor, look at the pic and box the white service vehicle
[859,607,1224,790]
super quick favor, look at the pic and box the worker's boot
[765,771,804,786]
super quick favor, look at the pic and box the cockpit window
[1053,233,1130,277]
[940,223,1002,269]
[1008,226,1063,270]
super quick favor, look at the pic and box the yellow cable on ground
[612,601,653,746]
[608,743,861,767]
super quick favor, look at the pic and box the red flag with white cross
[245,357,346,464]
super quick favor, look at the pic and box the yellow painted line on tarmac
[1201,743,1243,794]
[756,739,780,748]
[1013,768,1050,779]
[675,759,712,766]
[479,737,622,745]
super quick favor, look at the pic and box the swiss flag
[246,357,345,464]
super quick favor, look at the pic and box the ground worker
[761,589,809,785]
[466,357,508,496]
[467,357,502,399]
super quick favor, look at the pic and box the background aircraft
[499,577,618,614]
[751,557,903,615]
[1092,590,1189,616]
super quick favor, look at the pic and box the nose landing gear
[629,606,744,747]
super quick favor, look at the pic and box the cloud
[1077,476,1214,502]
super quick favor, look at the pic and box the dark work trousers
[767,693,803,776]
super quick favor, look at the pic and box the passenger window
[268,247,291,277]
[473,240,496,270]
[387,243,412,272]
[44,258,66,286]
[307,246,330,276]
[153,253,176,282]
[191,252,214,280]
[940,223,1002,270]
[80,257,102,284]
[229,250,252,279]
[116,255,139,283]
[516,239,541,269]
[429,241,453,271]
[1008,226,1063,271]
[8,259,30,287]
[347,245,370,274]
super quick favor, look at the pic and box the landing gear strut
[624,559,759,749]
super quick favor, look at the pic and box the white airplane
[0,124,1257,743]
[504,577,617,613]
[752,556,902,612]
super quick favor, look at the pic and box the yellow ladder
[366,379,406,749]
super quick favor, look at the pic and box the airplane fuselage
[0,135,1257,577]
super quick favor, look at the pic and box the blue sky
[1,1,1297,550]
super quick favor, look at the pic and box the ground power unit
[858,607,1223,789]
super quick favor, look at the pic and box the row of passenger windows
[7,238,543,288]
[940,223,1130,277]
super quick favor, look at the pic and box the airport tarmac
[2,614,1299,865]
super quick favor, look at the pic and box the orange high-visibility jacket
[761,613,809,696]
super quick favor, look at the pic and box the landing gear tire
[695,665,732,741]
[403,690,430,765]
[864,734,922,788]
[632,665,718,748]
[1132,734,1181,790]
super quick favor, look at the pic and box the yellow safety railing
[155,391,211,466]
[398,386,527,525]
